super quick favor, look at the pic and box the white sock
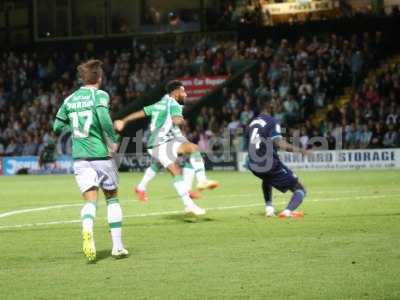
[173,176,194,207]
[183,165,195,191]
[266,206,275,214]
[137,166,157,191]
[190,152,207,182]
[81,201,96,233]
[107,198,123,250]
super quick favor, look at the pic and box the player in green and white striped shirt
[53,60,128,262]
[114,81,219,215]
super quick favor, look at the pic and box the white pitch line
[0,204,81,219]
[1,188,397,220]
[0,194,392,231]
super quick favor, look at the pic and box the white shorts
[147,138,187,169]
[73,159,118,194]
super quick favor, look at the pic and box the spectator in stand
[359,124,373,148]
[240,104,254,126]
[227,114,241,136]
[299,127,309,149]
[5,138,17,156]
[22,134,39,156]
[0,140,4,156]
[396,127,400,147]
[283,94,300,124]
[345,123,358,149]
[351,50,364,87]
[383,124,397,148]
[369,123,385,148]
[386,105,399,125]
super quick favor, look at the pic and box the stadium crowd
[0,40,234,156]
[185,32,400,152]
[0,31,399,157]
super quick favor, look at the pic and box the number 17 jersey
[55,86,112,159]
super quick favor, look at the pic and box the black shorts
[251,162,298,193]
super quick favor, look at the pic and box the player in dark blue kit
[247,101,309,218]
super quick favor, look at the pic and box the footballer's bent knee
[103,189,118,199]
[291,182,306,196]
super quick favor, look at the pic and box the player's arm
[274,137,309,155]
[53,104,70,134]
[269,121,309,155]
[114,110,146,132]
[172,116,186,127]
[171,101,186,127]
[96,91,120,153]
[97,106,119,143]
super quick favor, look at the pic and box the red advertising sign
[177,76,228,101]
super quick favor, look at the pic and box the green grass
[0,170,399,300]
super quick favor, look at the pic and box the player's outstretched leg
[105,192,128,258]
[278,183,306,219]
[175,175,205,215]
[80,188,97,262]
[182,161,201,199]
[168,163,205,215]
[178,142,219,191]
[135,161,160,202]
[190,152,219,191]
[262,181,275,217]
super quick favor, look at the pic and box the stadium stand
[0,31,399,157]
[0,39,235,156]
[184,32,400,152]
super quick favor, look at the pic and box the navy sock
[287,189,305,211]
[262,181,272,206]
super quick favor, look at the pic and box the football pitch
[0,170,399,300]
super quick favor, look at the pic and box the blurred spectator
[351,50,364,87]
[383,124,397,148]
[0,140,4,156]
[359,124,373,148]
[369,123,385,148]
[283,94,300,124]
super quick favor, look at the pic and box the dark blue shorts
[251,162,298,193]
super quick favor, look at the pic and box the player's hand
[114,120,125,132]
[109,143,119,156]
[301,149,312,156]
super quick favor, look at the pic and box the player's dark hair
[166,80,183,94]
[77,59,103,85]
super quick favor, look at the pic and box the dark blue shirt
[247,113,282,173]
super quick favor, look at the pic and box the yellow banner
[265,0,335,15]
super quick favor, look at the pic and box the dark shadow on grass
[162,214,216,223]
[73,249,111,264]
[96,249,111,262]
[250,212,266,219]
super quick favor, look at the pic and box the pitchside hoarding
[238,149,400,172]
[1,149,399,175]
[1,156,73,176]
[118,152,237,172]
[177,76,227,101]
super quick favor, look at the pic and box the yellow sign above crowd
[265,0,335,15]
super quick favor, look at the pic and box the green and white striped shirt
[143,94,184,148]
